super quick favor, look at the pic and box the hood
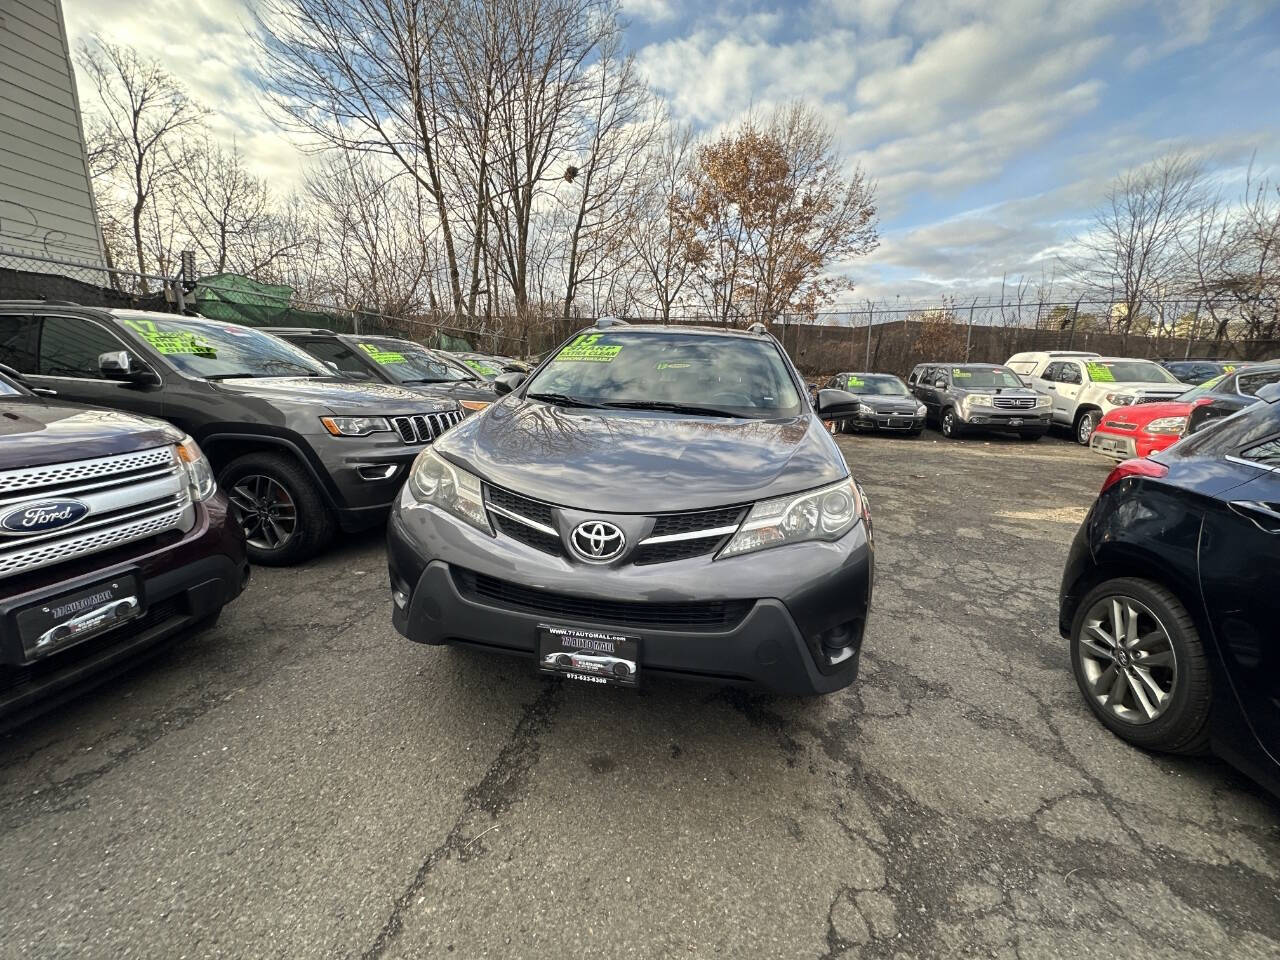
[210,376,456,414]
[405,380,500,404]
[0,399,181,470]
[1101,400,1193,428]
[1106,382,1186,395]
[437,398,847,513]
[852,393,920,412]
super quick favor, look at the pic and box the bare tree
[76,37,206,291]
[558,33,658,320]
[252,0,470,315]
[176,136,297,276]
[628,123,699,321]
[1071,152,1204,349]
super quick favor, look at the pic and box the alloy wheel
[228,474,298,551]
[942,411,955,437]
[1077,595,1177,725]
[1078,412,1096,444]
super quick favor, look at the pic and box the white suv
[1012,355,1188,444]
[1005,350,1101,385]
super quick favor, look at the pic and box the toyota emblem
[570,520,626,563]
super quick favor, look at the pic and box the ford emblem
[0,499,91,536]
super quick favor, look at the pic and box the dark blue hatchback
[1060,384,1280,796]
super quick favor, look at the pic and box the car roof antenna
[596,315,629,329]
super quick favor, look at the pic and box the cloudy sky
[64,0,1280,300]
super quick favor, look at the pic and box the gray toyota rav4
[387,321,874,695]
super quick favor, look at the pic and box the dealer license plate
[537,623,640,687]
[15,575,141,661]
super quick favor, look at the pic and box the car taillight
[1100,457,1168,494]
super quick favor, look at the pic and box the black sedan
[1184,361,1280,434]
[1059,385,1280,795]
[823,372,926,435]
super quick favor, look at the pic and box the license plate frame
[1008,418,1024,427]
[537,623,640,688]
[14,574,142,662]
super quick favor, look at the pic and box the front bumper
[845,413,924,432]
[386,489,873,695]
[0,494,249,725]
[960,408,1051,433]
[1090,428,1176,461]
[308,431,432,531]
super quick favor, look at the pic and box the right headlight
[719,478,863,559]
[407,449,491,534]
[915,403,927,416]
[175,435,216,502]
[1146,416,1187,435]
[1105,393,1136,406]
[856,403,875,415]
[961,393,993,410]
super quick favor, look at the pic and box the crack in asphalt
[360,680,563,960]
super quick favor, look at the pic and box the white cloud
[622,0,677,23]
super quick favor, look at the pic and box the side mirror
[99,351,159,384]
[815,388,864,421]
[493,371,527,396]
[1256,382,1280,404]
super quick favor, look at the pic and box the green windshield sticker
[358,343,406,365]
[558,333,622,363]
[1222,365,1236,373]
[123,317,217,357]
[1086,362,1116,382]
[463,359,498,375]
[656,361,691,370]
[952,369,971,378]
[846,376,865,387]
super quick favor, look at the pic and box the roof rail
[746,322,769,335]
[596,315,628,329]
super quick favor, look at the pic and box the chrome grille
[0,446,189,578]
[1134,394,1182,405]
[992,396,1035,409]
[390,410,464,444]
[0,446,174,495]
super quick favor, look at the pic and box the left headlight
[1146,416,1187,435]
[1105,393,1136,406]
[458,400,490,414]
[856,403,875,415]
[1034,394,1051,408]
[961,393,993,410]
[915,403,927,416]
[719,478,862,559]
[407,449,491,534]
[175,435,216,502]
[320,416,392,436]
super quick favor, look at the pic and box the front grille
[485,484,555,527]
[453,569,753,630]
[993,396,1035,409]
[1109,422,1139,431]
[0,448,188,578]
[649,506,744,538]
[390,410,464,444]
[1134,394,1180,405]
[492,513,562,557]
[633,535,727,565]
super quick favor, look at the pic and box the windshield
[1084,360,1178,384]
[525,331,802,418]
[459,356,502,379]
[121,316,330,379]
[355,338,474,383]
[952,367,1024,388]
[844,374,910,396]
[1175,374,1226,402]
[0,376,23,397]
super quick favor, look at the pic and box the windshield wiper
[398,377,450,384]
[527,392,601,409]
[599,400,742,418]
[205,370,320,381]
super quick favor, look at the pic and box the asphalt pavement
[2,429,1278,959]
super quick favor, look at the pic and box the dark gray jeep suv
[0,303,463,565]
[387,322,874,695]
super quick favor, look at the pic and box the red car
[1089,377,1226,461]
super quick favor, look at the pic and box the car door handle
[31,387,57,396]
[1230,500,1280,533]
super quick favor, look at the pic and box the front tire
[1076,409,1099,445]
[1069,578,1210,754]
[940,408,962,439]
[220,452,334,566]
